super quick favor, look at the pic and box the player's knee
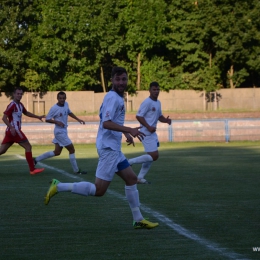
[94,183,107,196]
[95,188,106,197]
[54,151,61,156]
[150,153,159,161]
[67,147,75,154]
[25,144,32,152]
[153,154,159,161]
[125,173,137,185]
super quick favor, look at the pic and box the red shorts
[1,129,28,144]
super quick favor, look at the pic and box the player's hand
[124,133,135,146]
[10,127,16,136]
[129,127,145,142]
[56,121,65,127]
[38,115,45,122]
[79,120,85,125]
[166,116,171,125]
[147,125,156,133]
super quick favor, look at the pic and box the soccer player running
[44,67,159,229]
[0,87,45,175]
[128,82,171,184]
[34,91,87,174]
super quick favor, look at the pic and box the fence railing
[1,118,260,144]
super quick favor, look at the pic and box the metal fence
[1,118,260,144]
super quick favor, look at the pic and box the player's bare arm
[2,114,16,136]
[46,119,65,127]
[24,111,45,122]
[123,132,135,146]
[159,115,171,125]
[103,120,145,141]
[69,112,85,125]
[136,115,156,133]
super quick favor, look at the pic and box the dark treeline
[1,0,260,93]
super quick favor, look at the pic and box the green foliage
[20,69,41,92]
[0,0,37,92]
[140,56,174,91]
[1,0,260,92]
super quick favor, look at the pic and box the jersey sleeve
[136,99,149,117]
[45,106,56,120]
[4,103,15,116]
[66,102,72,114]
[21,103,28,115]
[158,100,162,117]
[101,95,118,123]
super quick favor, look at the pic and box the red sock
[25,152,35,171]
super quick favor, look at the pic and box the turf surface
[1,142,260,260]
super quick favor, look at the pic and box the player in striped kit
[0,87,45,175]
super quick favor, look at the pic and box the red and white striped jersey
[4,101,27,131]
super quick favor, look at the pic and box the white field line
[2,164,28,167]
[16,154,250,260]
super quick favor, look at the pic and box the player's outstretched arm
[68,112,85,125]
[136,115,156,133]
[103,121,145,141]
[123,132,135,146]
[24,111,45,122]
[159,115,171,125]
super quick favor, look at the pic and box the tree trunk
[136,52,141,90]
[100,66,106,92]
[228,65,234,89]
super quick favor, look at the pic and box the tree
[199,0,260,88]
[0,0,37,93]
[116,0,171,91]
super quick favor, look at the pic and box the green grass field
[1,142,260,260]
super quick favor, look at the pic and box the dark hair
[13,87,23,93]
[57,91,66,99]
[149,81,159,88]
[111,67,127,78]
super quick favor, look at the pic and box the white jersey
[46,101,71,132]
[96,90,125,151]
[136,97,162,136]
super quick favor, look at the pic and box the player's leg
[137,150,158,183]
[0,142,13,155]
[44,147,115,204]
[34,143,59,164]
[117,164,159,229]
[0,132,14,155]
[128,154,153,165]
[128,134,157,165]
[65,143,87,174]
[19,140,44,174]
[133,134,159,183]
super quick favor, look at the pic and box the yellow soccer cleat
[133,219,159,229]
[44,179,60,205]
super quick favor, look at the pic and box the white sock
[57,183,74,192]
[35,151,55,162]
[128,154,153,166]
[125,184,143,222]
[69,153,79,172]
[71,182,96,196]
[138,161,152,180]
